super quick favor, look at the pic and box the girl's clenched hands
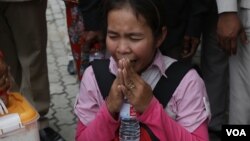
[106,58,153,116]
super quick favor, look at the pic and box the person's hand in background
[217,12,248,55]
[82,30,105,54]
[85,31,102,42]
[181,35,200,59]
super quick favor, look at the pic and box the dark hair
[102,0,166,38]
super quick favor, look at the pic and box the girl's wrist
[105,98,119,120]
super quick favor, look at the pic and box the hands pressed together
[106,58,153,117]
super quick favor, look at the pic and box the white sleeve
[216,0,238,14]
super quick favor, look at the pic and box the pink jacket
[74,50,210,141]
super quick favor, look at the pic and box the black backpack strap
[91,59,115,99]
[153,61,194,107]
[142,61,196,141]
[140,123,160,141]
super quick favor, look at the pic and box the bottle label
[120,103,137,119]
[130,104,137,117]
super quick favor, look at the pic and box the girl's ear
[156,26,167,48]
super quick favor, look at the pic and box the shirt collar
[149,50,166,76]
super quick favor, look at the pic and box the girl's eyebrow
[107,30,117,34]
[107,30,143,36]
[124,32,144,38]
[128,33,143,36]
[124,34,144,39]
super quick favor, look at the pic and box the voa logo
[226,129,247,136]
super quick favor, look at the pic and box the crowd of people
[1,0,250,141]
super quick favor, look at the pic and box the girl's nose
[117,40,131,54]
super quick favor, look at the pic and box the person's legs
[0,1,65,140]
[201,8,229,141]
[0,2,22,87]
[64,1,85,80]
[4,0,50,127]
[229,8,250,124]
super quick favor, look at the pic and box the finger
[181,48,190,58]
[122,66,130,89]
[189,38,200,56]
[183,36,190,49]
[118,59,126,85]
[123,59,136,85]
[181,52,191,58]
[230,37,237,55]
[120,84,130,102]
[117,68,123,85]
[120,84,134,102]
[118,58,124,69]
[182,41,197,59]
[223,38,232,55]
[126,89,133,100]
[122,59,131,86]
[118,85,125,99]
[182,42,196,58]
[124,58,134,75]
[217,35,226,51]
[192,37,200,47]
[217,36,228,54]
[85,31,98,42]
[240,30,248,45]
[183,47,196,58]
[125,58,143,86]
[121,68,136,92]
[106,84,122,113]
[182,36,191,56]
[120,85,128,99]
[126,58,140,80]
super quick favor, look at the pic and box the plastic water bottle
[119,100,140,141]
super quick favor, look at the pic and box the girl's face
[106,7,164,73]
